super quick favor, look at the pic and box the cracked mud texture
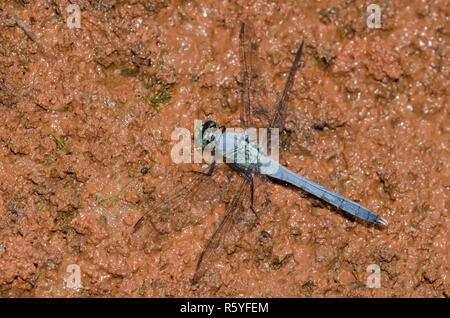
[0,0,448,297]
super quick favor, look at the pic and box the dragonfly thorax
[215,131,266,168]
[195,122,278,173]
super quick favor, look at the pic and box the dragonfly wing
[131,172,222,235]
[239,21,271,130]
[269,41,304,130]
[239,21,253,130]
[240,21,305,131]
[193,178,256,283]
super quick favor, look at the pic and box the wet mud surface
[0,0,448,297]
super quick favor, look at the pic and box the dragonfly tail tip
[378,217,388,226]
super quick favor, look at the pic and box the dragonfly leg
[185,159,216,176]
[232,164,258,218]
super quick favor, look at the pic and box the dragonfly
[132,21,387,284]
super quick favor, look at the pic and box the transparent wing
[193,178,256,283]
[239,21,255,130]
[268,41,304,130]
[240,22,305,131]
[239,21,271,130]
[131,172,222,235]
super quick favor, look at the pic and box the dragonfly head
[194,121,221,149]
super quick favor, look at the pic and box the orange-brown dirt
[0,0,448,297]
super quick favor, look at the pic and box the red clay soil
[0,0,448,297]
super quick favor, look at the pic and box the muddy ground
[0,0,448,297]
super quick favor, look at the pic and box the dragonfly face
[194,120,222,149]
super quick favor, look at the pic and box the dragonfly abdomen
[268,165,387,225]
